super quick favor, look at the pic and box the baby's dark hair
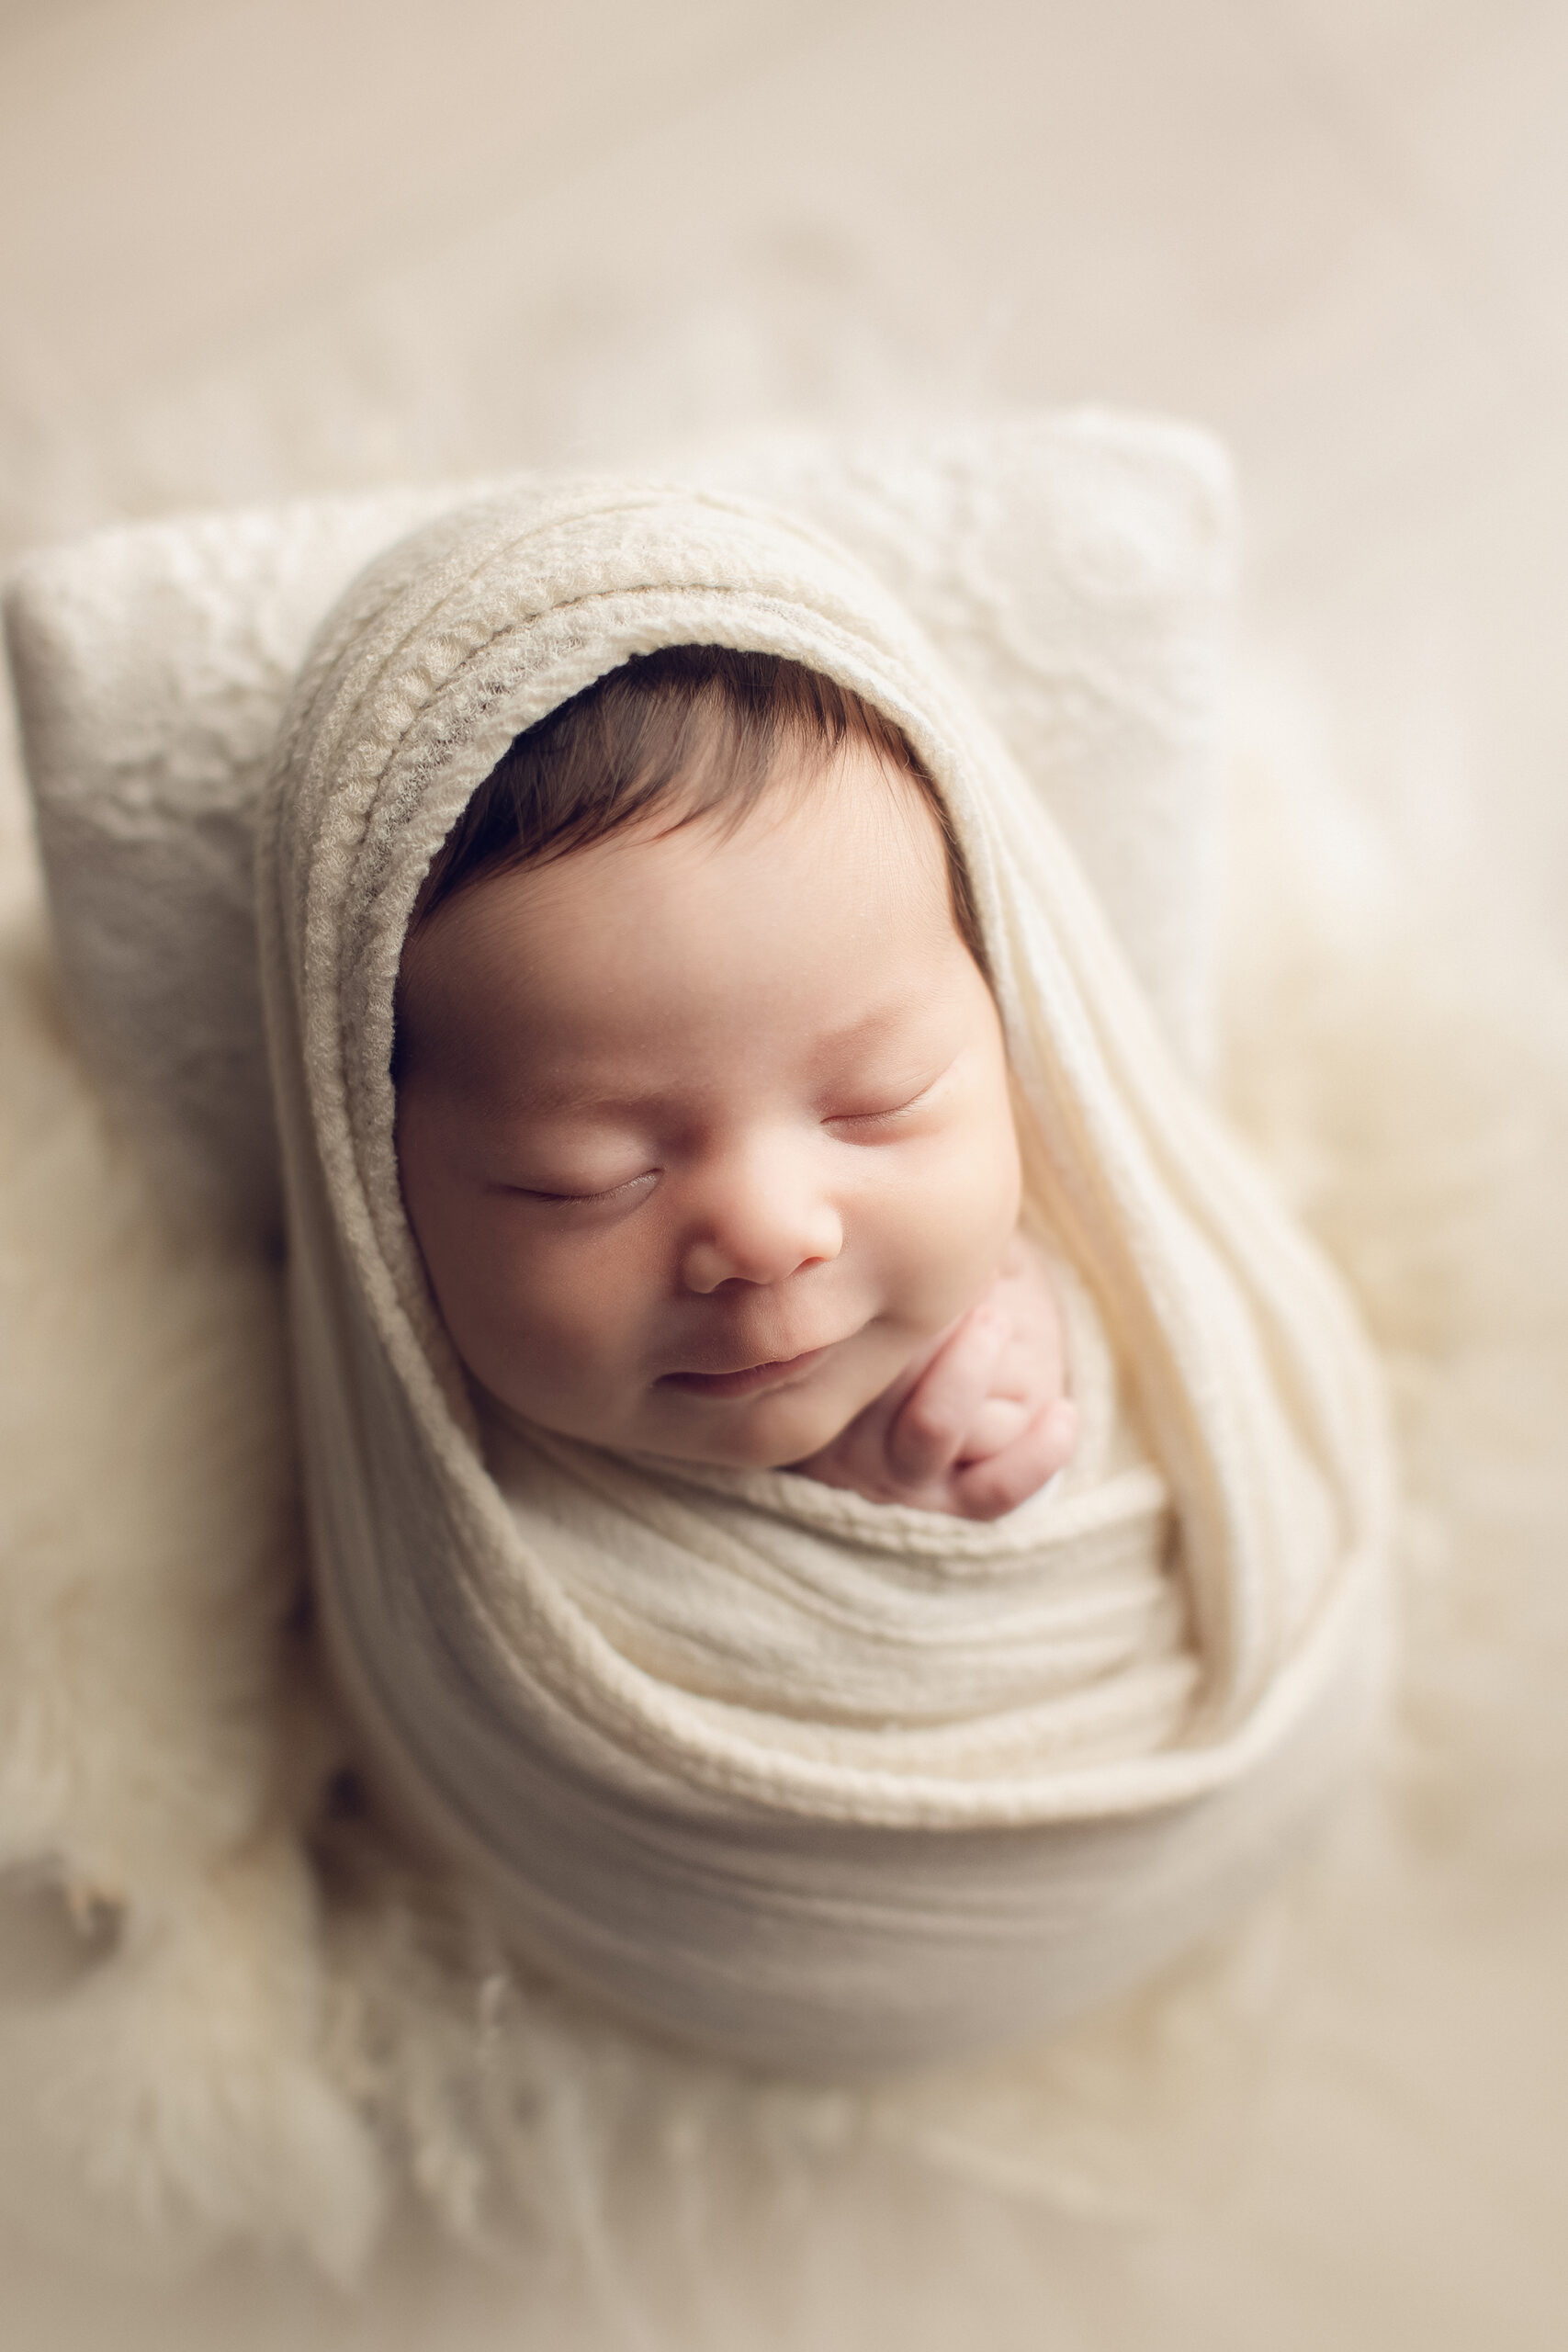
[410,644,985,966]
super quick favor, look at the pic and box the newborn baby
[394,644,1079,1521]
[261,479,1380,2071]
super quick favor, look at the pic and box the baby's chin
[478,1374,855,1472]
[630,1361,888,1474]
[486,1321,936,1472]
[637,1395,853,1473]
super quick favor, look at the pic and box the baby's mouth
[658,1345,830,1400]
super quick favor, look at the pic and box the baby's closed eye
[818,1047,960,1135]
[823,1078,940,1130]
[505,1170,659,1210]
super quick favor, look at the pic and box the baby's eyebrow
[480,1001,938,1122]
[481,1070,664,1120]
[803,1001,931,1066]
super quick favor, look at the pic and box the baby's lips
[660,1334,831,1379]
[657,1344,833,1397]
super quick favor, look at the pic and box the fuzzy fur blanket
[1,504,1564,2346]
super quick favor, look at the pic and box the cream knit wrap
[256,480,1391,2076]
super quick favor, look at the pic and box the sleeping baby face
[395,741,1022,1470]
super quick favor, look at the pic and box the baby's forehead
[409,731,951,964]
[394,745,970,1091]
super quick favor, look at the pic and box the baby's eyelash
[515,1171,658,1207]
[826,1078,940,1129]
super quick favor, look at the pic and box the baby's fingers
[951,1397,1079,1522]
[886,1307,1009,1484]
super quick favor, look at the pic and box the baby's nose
[679,1152,843,1293]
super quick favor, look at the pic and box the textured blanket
[257,477,1391,2075]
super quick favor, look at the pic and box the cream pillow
[3,413,1235,1237]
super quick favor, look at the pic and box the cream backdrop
[2,3,1566,2348]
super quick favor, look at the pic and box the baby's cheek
[439,1229,592,1408]
[495,1261,610,1383]
[888,1147,1019,1332]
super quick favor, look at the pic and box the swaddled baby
[260,479,1385,2073]
[394,646,1080,1522]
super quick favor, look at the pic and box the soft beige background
[4,0,1567,932]
[2,2,1565,2344]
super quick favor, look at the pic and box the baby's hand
[793,1236,1079,1521]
